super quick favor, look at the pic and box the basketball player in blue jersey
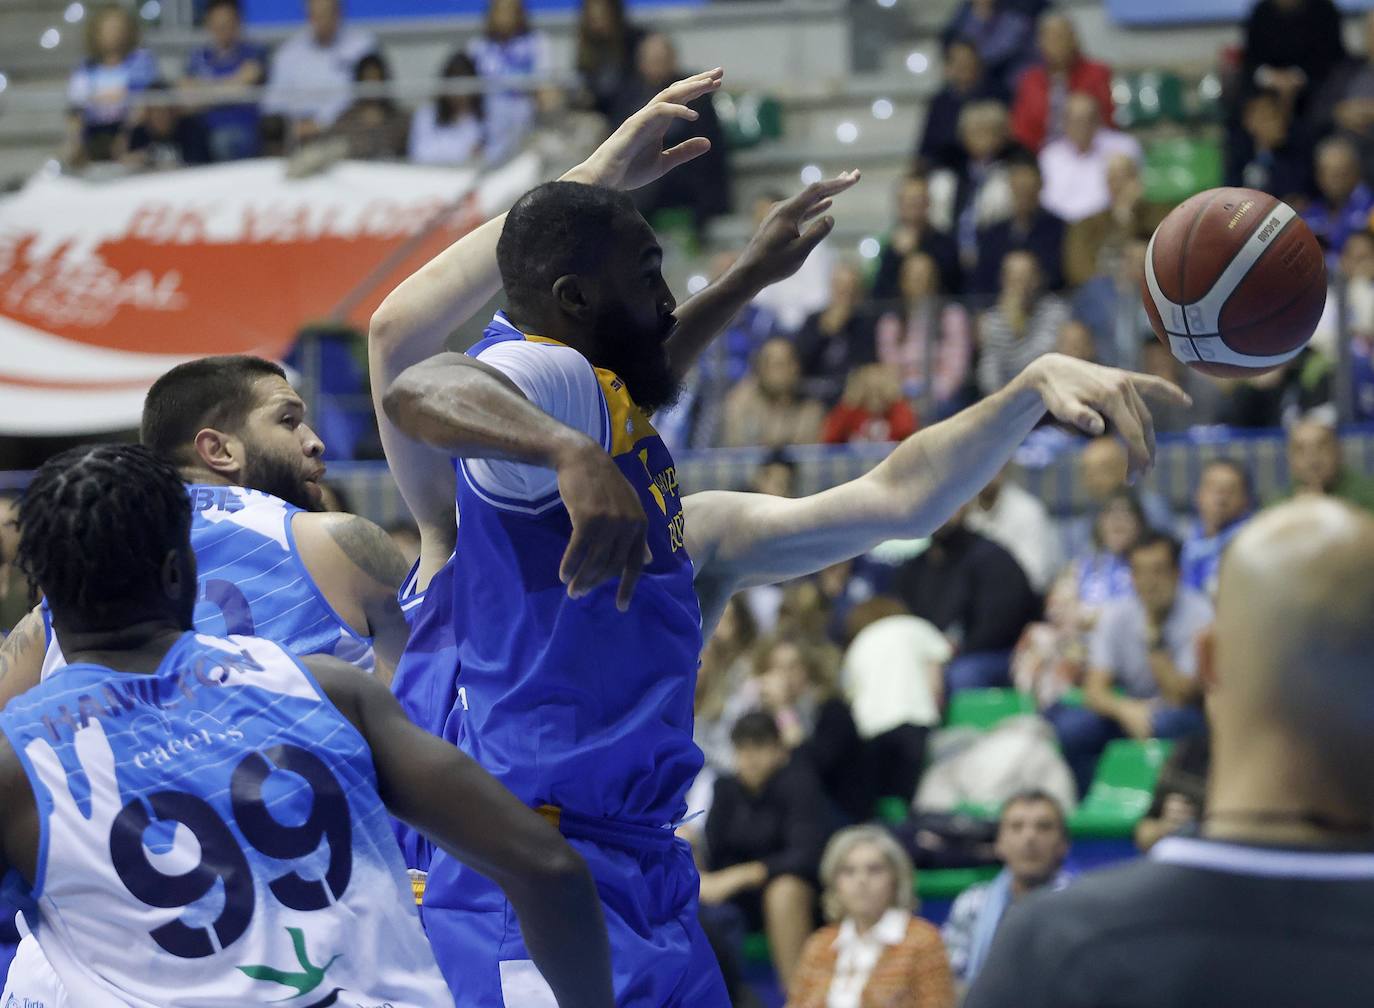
[369,67,1189,1006]
[0,443,615,1008]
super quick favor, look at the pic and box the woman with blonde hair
[788,825,955,1008]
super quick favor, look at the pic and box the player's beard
[594,301,684,415]
[241,450,319,511]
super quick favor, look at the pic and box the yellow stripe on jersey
[520,333,659,457]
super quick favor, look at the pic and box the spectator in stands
[753,635,869,824]
[1063,155,1167,290]
[262,0,377,143]
[1138,337,1213,433]
[753,448,800,498]
[331,53,409,160]
[1180,459,1253,596]
[917,39,1005,173]
[788,825,955,1008]
[118,82,212,170]
[1072,488,1145,615]
[753,192,837,334]
[1134,732,1209,852]
[1226,89,1311,200]
[976,251,1070,397]
[1009,12,1113,153]
[822,365,919,445]
[1286,417,1374,510]
[701,711,833,993]
[941,0,1034,96]
[1054,319,1096,362]
[0,492,29,635]
[1240,0,1345,117]
[64,3,161,165]
[1302,136,1374,267]
[895,505,1042,692]
[722,338,825,447]
[943,791,1070,993]
[1064,435,1176,558]
[469,0,554,164]
[409,52,486,166]
[875,252,974,418]
[930,101,1018,272]
[1038,93,1143,225]
[1046,532,1212,796]
[1071,237,1155,368]
[1314,226,1374,360]
[1216,343,1335,429]
[614,33,729,236]
[1307,10,1374,175]
[695,596,761,776]
[872,175,963,301]
[796,261,878,405]
[183,0,268,161]
[970,150,1065,294]
[574,0,643,119]
[966,467,1061,595]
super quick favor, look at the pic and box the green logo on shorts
[239,927,343,1001]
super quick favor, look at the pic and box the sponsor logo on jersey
[238,927,342,1003]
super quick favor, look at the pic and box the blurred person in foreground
[943,790,1070,994]
[262,0,377,144]
[1179,459,1253,596]
[1285,417,1374,510]
[968,497,1374,1007]
[787,825,955,1008]
[183,0,268,161]
[965,466,1060,595]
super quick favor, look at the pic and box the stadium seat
[874,795,912,825]
[714,91,784,150]
[1068,738,1174,838]
[1142,137,1223,204]
[916,864,1001,901]
[742,932,771,965]
[945,688,1035,731]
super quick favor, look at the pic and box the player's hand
[1025,354,1192,480]
[570,69,724,192]
[554,438,651,612]
[733,171,861,290]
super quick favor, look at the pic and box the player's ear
[193,427,243,479]
[551,274,594,322]
[160,546,196,606]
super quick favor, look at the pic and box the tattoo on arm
[322,515,412,591]
[0,610,43,686]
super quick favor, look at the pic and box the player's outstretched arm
[664,170,860,379]
[686,354,1190,632]
[0,607,45,710]
[368,70,723,585]
[305,655,615,1008]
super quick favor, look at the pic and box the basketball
[1141,187,1327,377]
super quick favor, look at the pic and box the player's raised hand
[573,69,725,192]
[1025,353,1192,479]
[735,170,861,289]
[554,439,651,612]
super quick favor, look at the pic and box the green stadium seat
[742,931,771,965]
[945,688,1035,731]
[1142,137,1223,204]
[916,864,1001,901]
[715,91,783,150]
[874,795,911,825]
[1068,738,1174,839]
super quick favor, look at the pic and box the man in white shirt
[966,466,1062,594]
[262,0,376,135]
[1039,93,1142,224]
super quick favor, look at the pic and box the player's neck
[58,621,188,675]
[1205,748,1374,850]
[179,464,231,487]
[504,306,598,362]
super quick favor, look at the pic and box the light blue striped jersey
[41,484,374,679]
[0,632,452,1007]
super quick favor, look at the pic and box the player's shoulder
[292,510,410,590]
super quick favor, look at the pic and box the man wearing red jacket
[1011,12,1113,152]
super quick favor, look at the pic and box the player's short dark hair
[1202,457,1255,503]
[496,181,641,309]
[1130,530,1182,569]
[141,355,287,465]
[1000,788,1067,835]
[17,444,191,628]
[731,710,782,748]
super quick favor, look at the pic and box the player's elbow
[501,835,594,902]
[381,368,427,433]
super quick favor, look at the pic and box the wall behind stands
[242,0,696,21]
[1107,0,1374,25]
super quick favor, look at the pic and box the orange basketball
[1140,187,1327,377]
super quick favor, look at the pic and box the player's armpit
[0,607,46,709]
[0,730,35,883]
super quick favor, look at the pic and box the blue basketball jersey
[41,484,374,679]
[0,632,452,1007]
[412,319,704,891]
